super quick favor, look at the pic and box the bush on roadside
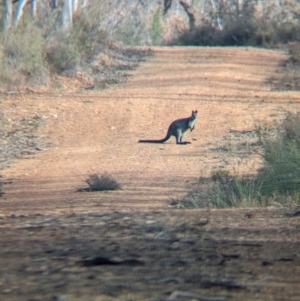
[44,12,108,73]
[0,4,151,89]
[258,113,300,197]
[175,172,262,209]
[175,112,300,209]
[288,43,300,65]
[0,22,48,86]
[83,172,121,192]
[269,42,300,91]
[170,0,300,47]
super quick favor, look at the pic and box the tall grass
[176,113,300,209]
[259,113,300,197]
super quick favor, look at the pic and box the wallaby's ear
[195,110,198,113]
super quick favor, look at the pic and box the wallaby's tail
[139,134,170,144]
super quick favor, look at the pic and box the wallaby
[139,110,198,145]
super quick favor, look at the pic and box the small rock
[53,295,66,301]
[145,220,155,224]
[169,242,180,250]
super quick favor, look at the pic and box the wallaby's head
[191,110,198,120]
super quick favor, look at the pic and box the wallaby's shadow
[179,141,191,145]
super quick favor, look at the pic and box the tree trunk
[4,0,13,29]
[209,0,223,30]
[72,0,78,12]
[163,0,172,15]
[62,0,73,30]
[14,0,27,26]
[53,0,59,8]
[179,0,195,32]
[31,0,37,18]
[81,0,87,8]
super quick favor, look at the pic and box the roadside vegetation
[0,2,152,90]
[170,0,300,47]
[1,0,300,204]
[174,113,300,209]
[269,43,300,91]
[0,0,300,89]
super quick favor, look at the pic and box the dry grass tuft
[79,172,121,192]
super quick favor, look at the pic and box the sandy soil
[1,47,300,301]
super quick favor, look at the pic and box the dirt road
[1,47,300,301]
[2,46,300,214]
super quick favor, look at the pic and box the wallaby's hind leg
[176,130,190,145]
[175,130,181,144]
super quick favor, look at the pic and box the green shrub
[44,33,80,72]
[176,172,261,209]
[258,113,300,197]
[151,8,163,45]
[0,22,48,86]
[269,41,300,91]
[44,12,108,73]
[288,43,300,65]
[173,22,219,46]
[176,113,300,209]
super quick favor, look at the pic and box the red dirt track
[2,47,300,214]
[1,47,300,301]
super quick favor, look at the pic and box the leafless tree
[4,0,39,28]
[72,0,79,12]
[61,0,88,29]
[81,0,87,8]
[52,0,59,9]
[5,0,88,30]
[4,0,13,29]
[163,0,172,15]
[14,0,27,26]
[179,0,195,31]
[62,0,73,30]
[209,0,223,30]
[31,0,37,18]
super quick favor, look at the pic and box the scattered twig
[167,291,226,301]
[80,256,144,267]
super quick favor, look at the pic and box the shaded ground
[1,47,300,300]
[1,209,300,301]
